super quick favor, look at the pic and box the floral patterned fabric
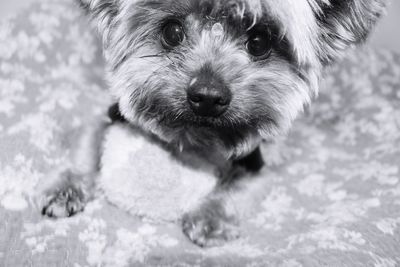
[1,1,400,266]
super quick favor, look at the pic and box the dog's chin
[134,111,264,159]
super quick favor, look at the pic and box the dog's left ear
[76,0,120,45]
[317,0,387,64]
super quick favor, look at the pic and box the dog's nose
[187,66,231,118]
[187,87,231,117]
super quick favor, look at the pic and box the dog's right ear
[316,0,387,65]
[76,0,120,44]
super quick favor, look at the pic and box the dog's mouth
[139,105,278,134]
[155,111,250,130]
[133,98,278,140]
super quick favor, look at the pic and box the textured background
[1,0,400,52]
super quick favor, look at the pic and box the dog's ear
[76,0,119,44]
[317,0,387,64]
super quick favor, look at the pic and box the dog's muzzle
[187,65,232,118]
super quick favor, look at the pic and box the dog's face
[80,0,385,158]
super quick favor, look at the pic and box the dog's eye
[161,20,185,48]
[246,33,272,58]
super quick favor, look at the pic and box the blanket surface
[1,1,400,266]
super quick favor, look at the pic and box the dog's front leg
[182,147,265,247]
[40,119,109,218]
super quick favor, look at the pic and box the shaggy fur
[77,0,386,158]
[41,0,386,247]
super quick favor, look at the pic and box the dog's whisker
[138,53,165,59]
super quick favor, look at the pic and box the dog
[41,0,386,247]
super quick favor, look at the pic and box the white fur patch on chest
[99,124,217,222]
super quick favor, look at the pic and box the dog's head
[80,0,386,158]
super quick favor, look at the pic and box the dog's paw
[41,182,85,219]
[182,201,239,247]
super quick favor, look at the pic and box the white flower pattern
[0,0,399,266]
